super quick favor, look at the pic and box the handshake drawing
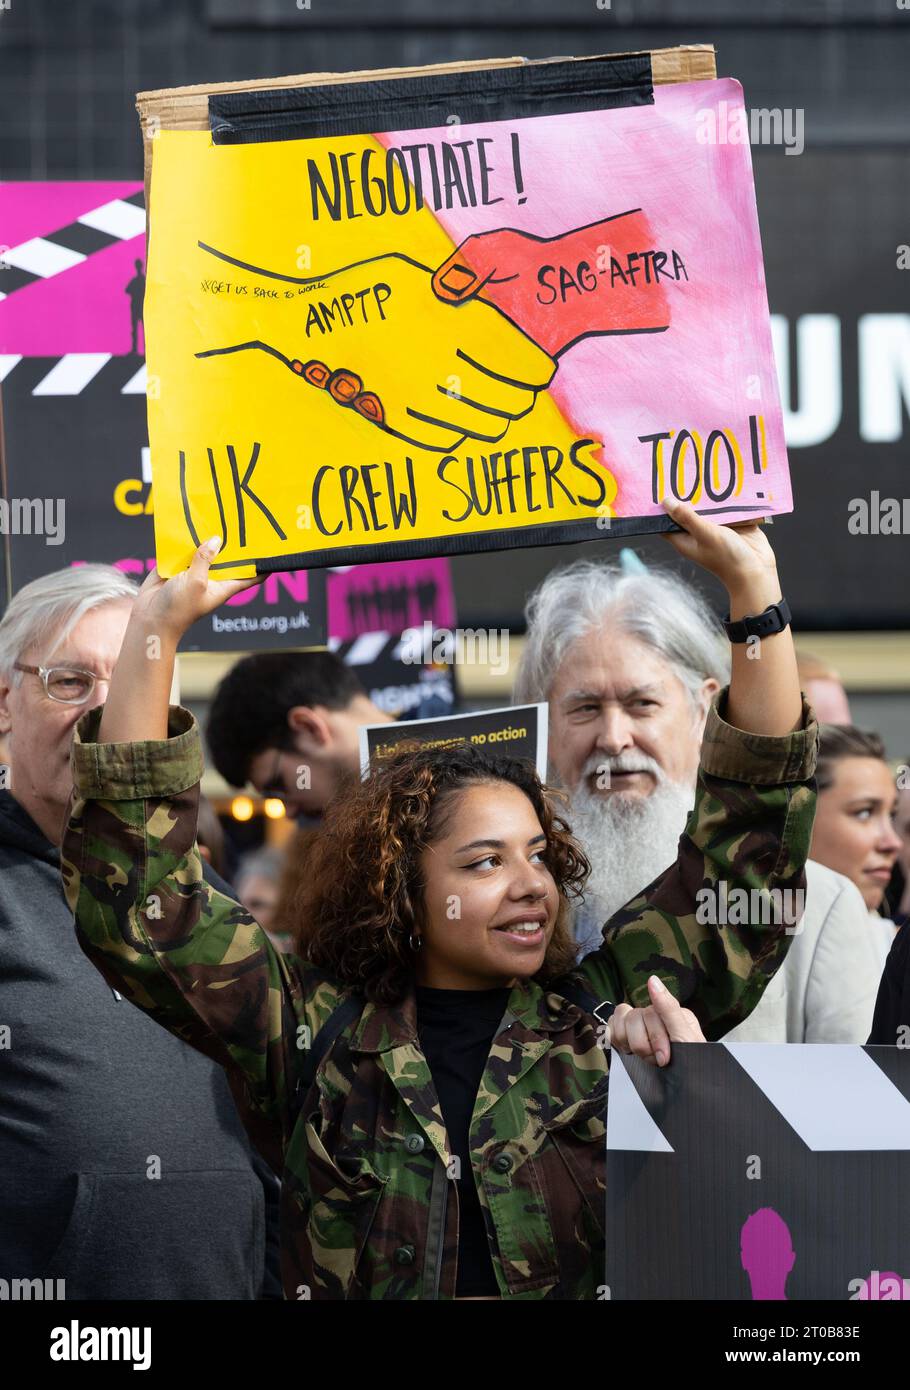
[196,210,674,454]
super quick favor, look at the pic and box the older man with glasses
[0,564,280,1300]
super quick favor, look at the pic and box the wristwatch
[723,597,792,644]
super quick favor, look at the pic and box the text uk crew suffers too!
[177,438,609,550]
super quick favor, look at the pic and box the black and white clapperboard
[325,559,457,717]
[330,630,454,720]
[605,1043,910,1300]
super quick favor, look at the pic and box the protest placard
[359,701,547,779]
[136,46,789,579]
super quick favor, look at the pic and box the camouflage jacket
[61,687,817,1300]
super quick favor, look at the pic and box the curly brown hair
[295,742,590,1004]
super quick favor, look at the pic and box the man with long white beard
[514,557,884,1042]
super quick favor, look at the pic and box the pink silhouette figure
[741,1208,795,1300]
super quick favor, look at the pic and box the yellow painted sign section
[145,131,613,577]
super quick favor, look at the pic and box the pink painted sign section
[0,181,145,356]
[327,558,455,641]
[378,78,788,524]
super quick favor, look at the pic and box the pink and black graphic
[0,182,146,363]
[606,1045,910,1299]
[0,182,328,650]
[326,557,455,642]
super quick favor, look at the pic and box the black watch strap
[723,597,791,644]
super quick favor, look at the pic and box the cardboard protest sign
[0,181,327,649]
[359,702,547,779]
[606,1044,910,1300]
[135,48,717,202]
[140,48,789,579]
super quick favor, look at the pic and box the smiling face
[414,780,561,990]
[547,621,717,800]
[810,757,902,910]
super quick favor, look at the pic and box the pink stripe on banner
[0,237,146,356]
[0,181,143,252]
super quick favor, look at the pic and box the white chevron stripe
[4,236,85,277]
[32,353,111,395]
[0,354,22,382]
[78,198,146,240]
[724,1043,910,1151]
[121,362,147,394]
[346,632,390,665]
[606,1053,675,1152]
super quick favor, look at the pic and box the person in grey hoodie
[0,564,280,1299]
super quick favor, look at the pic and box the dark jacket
[0,788,280,1299]
[868,921,910,1043]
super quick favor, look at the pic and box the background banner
[0,181,327,650]
[606,1044,910,1301]
[326,556,455,640]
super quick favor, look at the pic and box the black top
[415,984,511,1297]
[868,920,910,1042]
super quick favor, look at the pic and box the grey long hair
[513,559,730,711]
[0,564,139,682]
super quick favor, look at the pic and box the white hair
[0,564,139,683]
[235,847,286,889]
[513,559,730,709]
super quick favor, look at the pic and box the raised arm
[576,502,818,1039]
[60,541,340,1167]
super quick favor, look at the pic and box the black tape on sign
[200,507,768,579]
[208,54,654,145]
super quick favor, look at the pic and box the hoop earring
[409,931,423,952]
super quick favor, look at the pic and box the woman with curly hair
[61,501,818,1300]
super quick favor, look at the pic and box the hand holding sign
[609,975,705,1066]
[131,536,261,639]
[196,243,556,453]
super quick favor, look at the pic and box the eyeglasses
[13,663,108,706]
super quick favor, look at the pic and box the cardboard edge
[136,45,717,205]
